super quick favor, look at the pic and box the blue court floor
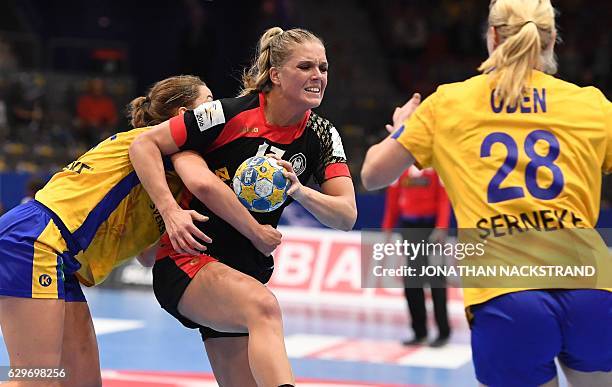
[0,287,571,386]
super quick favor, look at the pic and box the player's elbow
[128,135,144,160]
[334,200,357,232]
[361,165,380,191]
[129,132,153,161]
[129,123,176,159]
[361,170,373,191]
[361,148,379,191]
[340,206,357,231]
[186,176,215,203]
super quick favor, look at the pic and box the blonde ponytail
[478,0,557,107]
[240,27,284,96]
[240,27,324,96]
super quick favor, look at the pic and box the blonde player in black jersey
[130,27,357,387]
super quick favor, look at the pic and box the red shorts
[157,251,218,278]
[154,233,218,276]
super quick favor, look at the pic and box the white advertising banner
[269,227,464,312]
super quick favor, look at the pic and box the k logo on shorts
[39,274,52,287]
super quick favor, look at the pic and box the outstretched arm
[362,93,421,191]
[362,139,415,191]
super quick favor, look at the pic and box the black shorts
[152,254,274,341]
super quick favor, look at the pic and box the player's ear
[270,67,281,86]
[177,107,188,115]
[493,26,501,46]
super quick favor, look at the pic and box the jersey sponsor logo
[215,166,230,181]
[330,127,346,159]
[64,161,92,174]
[39,274,52,287]
[241,126,259,134]
[149,204,166,234]
[193,100,225,132]
[289,153,307,176]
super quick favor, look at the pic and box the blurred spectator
[255,0,292,33]
[390,4,428,58]
[0,78,8,138]
[0,37,18,71]
[178,0,216,80]
[367,0,610,100]
[6,74,45,141]
[75,78,118,144]
[382,166,451,347]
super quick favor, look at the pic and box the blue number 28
[480,130,564,203]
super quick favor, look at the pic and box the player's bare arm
[129,121,212,255]
[271,155,356,231]
[362,93,421,190]
[361,139,416,191]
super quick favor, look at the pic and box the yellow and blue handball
[233,156,290,212]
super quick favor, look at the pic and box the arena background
[0,1,610,386]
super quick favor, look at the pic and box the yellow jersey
[36,128,184,286]
[396,70,612,307]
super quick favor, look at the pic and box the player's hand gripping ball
[233,156,291,212]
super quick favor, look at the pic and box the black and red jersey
[157,92,350,281]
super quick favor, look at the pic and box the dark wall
[6,0,272,98]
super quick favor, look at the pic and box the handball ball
[233,156,290,213]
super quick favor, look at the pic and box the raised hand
[385,93,422,134]
[268,154,304,200]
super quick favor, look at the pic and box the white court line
[396,344,472,369]
[285,333,472,369]
[92,318,145,335]
[1,317,144,338]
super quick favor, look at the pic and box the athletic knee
[248,290,281,323]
